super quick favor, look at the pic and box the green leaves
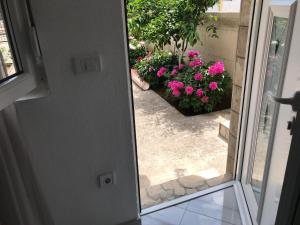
[127,0,219,55]
[135,51,178,88]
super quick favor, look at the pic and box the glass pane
[0,4,18,81]
[250,17,289,203]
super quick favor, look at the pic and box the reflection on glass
[0,5,17,81]
[251,17,288,203]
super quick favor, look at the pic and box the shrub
[135,51,178,88]
[127,0,218,60]
[128,38,147,67]
[164,50,231,113]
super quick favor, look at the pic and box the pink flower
[189,58,203,68]
[209,82,218,90]
[137,56,143,62]
[196,88,204,97]
[171,69,178,75]
[172,88,181,97]
[185,86,194,95]
[201,96,209,103]
[208,61,225,75]
[178,64,185,70]
[167,80,184,90]
[194,73,203,81]
[157,67,167,77]
[187,50,200,58]
[148,66,154,72]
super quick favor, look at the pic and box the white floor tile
[141,187,243,225]
[142,206,185,225]
[186,198,242,225]
[180,211,234,225]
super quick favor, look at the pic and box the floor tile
[142,206,185,225]
[142,188,243,225]
[180,211,234,225]
[175,202,189,210]
[186,198,242,225]
[198,188,239,210]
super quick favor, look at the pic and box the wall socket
[98,172,115,188]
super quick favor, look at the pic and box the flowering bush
[164,50,231,113]
[128,38,147,67]
[135,51,178,88]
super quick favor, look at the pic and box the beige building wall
[195,13,240,78]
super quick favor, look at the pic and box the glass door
[241,0,299,224]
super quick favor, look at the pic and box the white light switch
[73,54,101,74]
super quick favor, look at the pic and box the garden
[127,0,234,208]
[127,0,232,116]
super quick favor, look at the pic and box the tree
[127,0,218,61]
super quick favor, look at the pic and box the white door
[241,0,300,224]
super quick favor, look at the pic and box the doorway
[125,0,244,209]
[124,0,300,222]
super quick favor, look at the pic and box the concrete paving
[132,83,231,208]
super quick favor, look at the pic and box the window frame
[0,0,43,111]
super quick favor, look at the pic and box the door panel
[241,0,298,224]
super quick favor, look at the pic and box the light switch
[73,54,101,74]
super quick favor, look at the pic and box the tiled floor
[141,187,242,225]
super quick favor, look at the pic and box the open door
[240,0,300,224]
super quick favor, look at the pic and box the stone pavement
[132,83,232,208]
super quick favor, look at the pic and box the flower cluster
[187,50,200,58]
[167,80,184,97]
[208,61,225,76]
[157,67,167,77]
[164,50,230,113]
[189,58,204,68]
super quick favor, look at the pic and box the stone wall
[226,0,252,174]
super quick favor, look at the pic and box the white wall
[15,1,139,225]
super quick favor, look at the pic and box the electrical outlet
[98,172,115,188]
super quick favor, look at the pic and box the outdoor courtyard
[133,83,233,208]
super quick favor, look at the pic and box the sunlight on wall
[208,0,241,13]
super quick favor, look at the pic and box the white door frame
[235,0,298,224]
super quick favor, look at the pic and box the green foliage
[127,0,219,57]
[128,38,147,67]
[135,51,178,88]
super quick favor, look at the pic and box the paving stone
[160,188,174,200]
[147,185,164,201]
[186,188,198,195]
[178,175,205,189]
[140,188,159,208]
[206,174,233,187]
[196,183,210,191]
[162,180,186,196]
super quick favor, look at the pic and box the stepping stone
[178,175,205,189]
[162,180,186,196]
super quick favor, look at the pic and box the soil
[153,87,232,116]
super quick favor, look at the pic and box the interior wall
[14,1,139,225]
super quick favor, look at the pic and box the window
[0,0,20,83]
[0,0,45,111]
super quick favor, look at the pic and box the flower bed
[133,50,231,116]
